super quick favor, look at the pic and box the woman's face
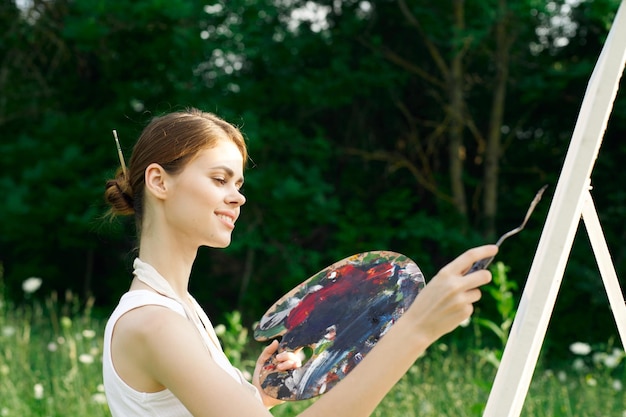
[162,139,246,249]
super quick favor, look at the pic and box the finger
[259,340,279,362]
[442,245,499,276]
[465,287,484,304]
[277,359,301,371]
[276,351,303,367]
[464,268,493,288]
[277,347,302,359]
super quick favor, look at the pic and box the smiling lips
[216,213,236,229]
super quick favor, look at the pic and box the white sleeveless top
[103,258,261,417]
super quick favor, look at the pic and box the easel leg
[482,0,626,414]
[581,190,626,346]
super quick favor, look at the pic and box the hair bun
[104,172,135,216]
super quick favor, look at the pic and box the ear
[144,163,169,200]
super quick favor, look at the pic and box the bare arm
[296,244,498,417]
[115,244,497,417]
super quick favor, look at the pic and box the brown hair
[104,108,247,232]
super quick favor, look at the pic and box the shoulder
[111,303,205,392]
[116,302,186,336]
[114,302,203,362]
[112,290,191,352]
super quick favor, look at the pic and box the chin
[202,231,234,249]
[207,239,232,249]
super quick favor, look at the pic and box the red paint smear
[285,262,395,329]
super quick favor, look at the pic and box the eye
[213,177,227,185]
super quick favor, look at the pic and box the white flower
[603,353,620,369]
[22,277,42,294]
[214,324,226,336]
[92,393,107,404]
[592,351,605,365]
[419,400,435,414]
[593,350,622,369]
[569,342,591,356]
[586,376,597,386]
[33,383,44,400]
[612,379,623,391]
[79,354,94,364]
[613,348,625,356]
[1,326,15,337]
[612,348,625,361]
[47,342,58,352]
[557,370,567,382]
[572,358,586,371]
[82,329,96,339]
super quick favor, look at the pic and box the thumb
[259,340,279,362]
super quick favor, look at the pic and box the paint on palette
[254,251,425,401]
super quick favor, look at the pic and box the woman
[103,108,497,416]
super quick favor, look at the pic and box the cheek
[184,187,221,220]
[168,188,205,221]
[167,179,221,221]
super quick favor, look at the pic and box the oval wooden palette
[254,251,425,400]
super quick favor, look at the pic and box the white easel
[483,1,626,416]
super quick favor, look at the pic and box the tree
[1,0,625,351]
[0,0,210,304]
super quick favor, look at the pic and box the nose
[229,188,246,206]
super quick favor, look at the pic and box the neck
[136,227,198,299]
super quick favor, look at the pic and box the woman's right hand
[406,244,499,343]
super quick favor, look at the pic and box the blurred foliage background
[1,0,625,360]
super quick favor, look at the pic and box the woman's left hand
[253,340,302,408]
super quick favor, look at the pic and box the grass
[1,277,625,416]
[271,342,626,417]
[0,291,108,417]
